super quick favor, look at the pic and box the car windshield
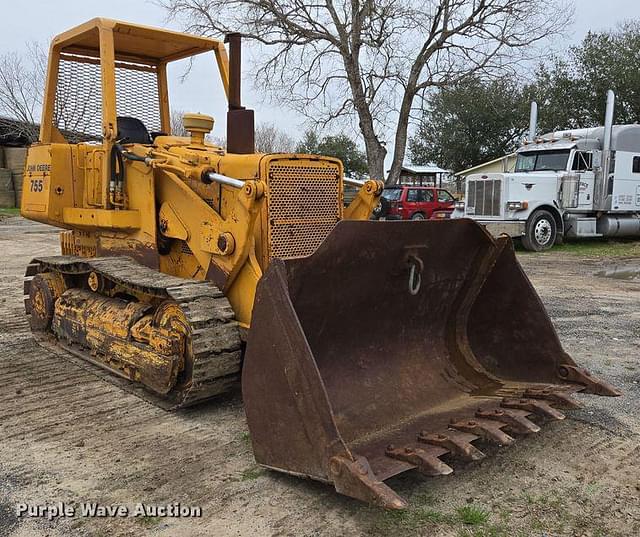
[515,150,571,172]
[382,188,403,201]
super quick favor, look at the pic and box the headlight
[506,201,529,211]
[454,201,465,210]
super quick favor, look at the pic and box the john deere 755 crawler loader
[20,19,619,508]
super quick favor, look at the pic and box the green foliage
[408,76,529,174]
[410,22,640,174]
[518,238,640,257]
[574,21,640,124]
[296,129,368,179]
[0,208,20,218]
[240,466,264,481]
[136,516,160,527]
[456,505,490,526]
[373,507,453,532]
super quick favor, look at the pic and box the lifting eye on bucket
[407,255,423,295]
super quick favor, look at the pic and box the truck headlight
[454,201,465,210]
[506,201,529,211]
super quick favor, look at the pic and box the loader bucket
[242,219,619,509]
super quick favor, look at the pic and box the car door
[418,188,435,217]
[405,188,421,218]
[571,151,595,208]
[436,189,455,213]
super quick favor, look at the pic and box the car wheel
[411,212,425,220]
[522,209,557,252]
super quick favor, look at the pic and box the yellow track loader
[20,19,619,509]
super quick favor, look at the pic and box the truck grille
[467,179,502,217]
[267,160,341,259]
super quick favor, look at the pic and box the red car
[375,186,456,220]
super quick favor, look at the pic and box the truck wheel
[522,210,557,252]
[411,212,425,220]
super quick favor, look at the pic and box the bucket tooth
[501,398,565,420]
[523,387,582,409]
[385,445,453,477]
[476,407,540,434]
[418,430,486,462]
[557,365,622,397]
[328,455,407,510]
[450,418,514,446]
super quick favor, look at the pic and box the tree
[161,0,570,184]
[0,43,46,142]
[254,122,295,153]
[573,21,640,124]
[410,21,640,179]
[523,60,590,132]
[409,76,529,175]
[170,109,189,136]
[295,129,368,179]
[295,129,320,155]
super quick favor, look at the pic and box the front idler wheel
[28,272,66,331]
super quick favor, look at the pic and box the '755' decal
[29,179,44,192]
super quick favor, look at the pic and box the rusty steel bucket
[242,219,619,509]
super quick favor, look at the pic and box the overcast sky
[1,0,639,152]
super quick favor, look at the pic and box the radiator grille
[54,54,161,143]
[267,161,341,259]
[467,179,502,217]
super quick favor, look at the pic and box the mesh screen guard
[53,54,161,143]
[267,160,342,259]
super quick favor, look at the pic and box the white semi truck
[451,91,640,250]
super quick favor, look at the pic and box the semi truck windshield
[515,150,571,172]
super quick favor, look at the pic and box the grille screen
[54,54,161,143]
[267,161,341,259]
[467,179,502,217]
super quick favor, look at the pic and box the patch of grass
[374,507,454,532]
[412,491,437,506]
[0,208,20,218]
[240,465,264,481]
[136,515,160,527]
[457,524,510,537]
[456,505,490,526]
[584,481,602,495]
[519,238,640,257]
[240,431,251,447]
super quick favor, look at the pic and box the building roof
[389,163,449,174]
[456,154,517,177]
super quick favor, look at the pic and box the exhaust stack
[594,90,616,210]
[603,89,615,152]
[529,101,538,141]
[225,33,255,154]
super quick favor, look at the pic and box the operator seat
[117,116,152,144]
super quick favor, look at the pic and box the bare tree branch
[254,122,296,153]
[0,42,46,142]
[160,0,573,184]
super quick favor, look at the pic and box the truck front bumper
[477,220,526,238]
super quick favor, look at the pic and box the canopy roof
[52,18,224,64]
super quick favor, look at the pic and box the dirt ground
[0,217,638,537]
